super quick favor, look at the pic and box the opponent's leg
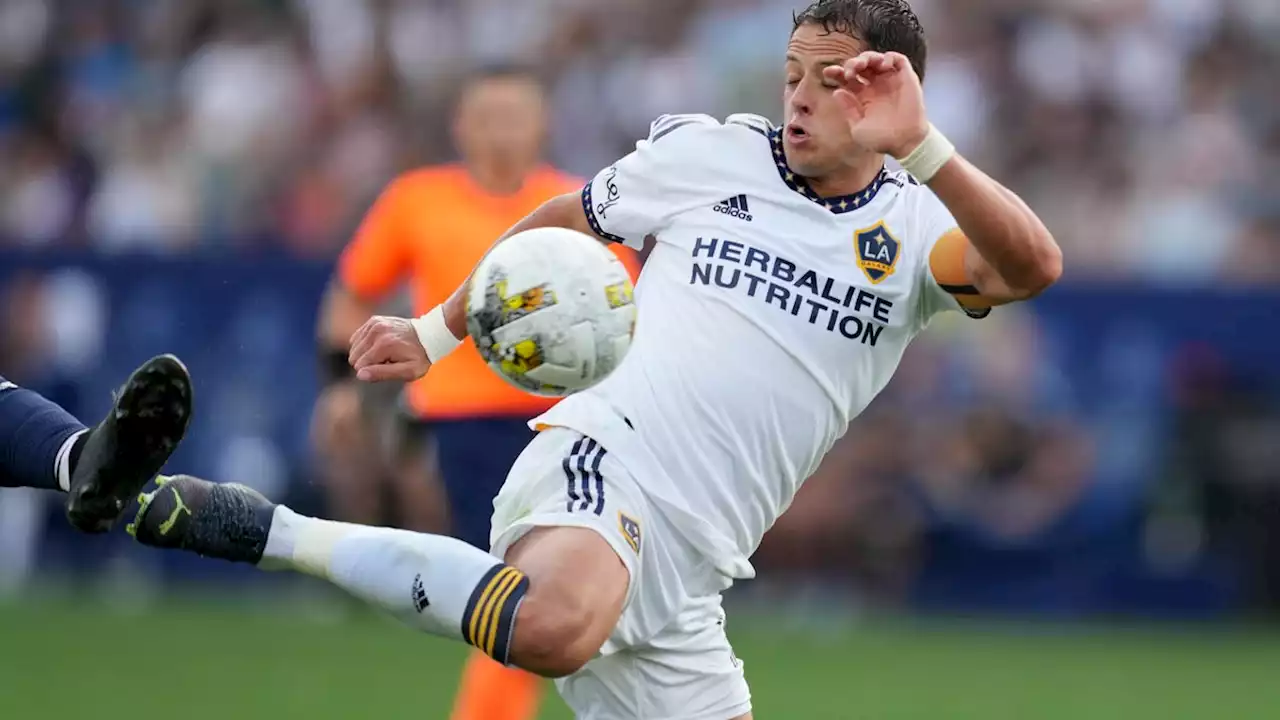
[0,377,85,492]
[129,475,627,677]
[0,355,192,532]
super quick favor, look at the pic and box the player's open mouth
[786,125,810,145]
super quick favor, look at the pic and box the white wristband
[410,305,462,363]
[895,124,956,184]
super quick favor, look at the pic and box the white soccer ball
[466,227,636,397]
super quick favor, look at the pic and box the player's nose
[788,83,814,117]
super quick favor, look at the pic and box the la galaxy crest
[854,222,901,284]
[618,512,642,555]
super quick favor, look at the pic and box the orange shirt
[339,164,639,420]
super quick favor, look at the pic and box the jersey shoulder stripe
[647,113,778,144]
[725,113,774,138]
[648,113,720,143]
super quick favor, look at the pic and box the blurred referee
[314,64,638,720]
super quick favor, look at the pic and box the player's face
[454,76,547,172]
[782,23,866,178]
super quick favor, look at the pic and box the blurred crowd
[1,0,1278,281]
[2,0,1280,618]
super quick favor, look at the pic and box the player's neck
[467,162,534,197]
[804,158,885,200]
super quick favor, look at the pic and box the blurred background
[2,0,1280,718]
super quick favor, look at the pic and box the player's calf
[129,476,627,678]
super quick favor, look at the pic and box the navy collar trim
[768,127,892,214]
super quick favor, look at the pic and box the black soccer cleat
[66,354,194,533]
[127,474,275,564]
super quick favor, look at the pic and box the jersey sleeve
[337,177,414,302]
[912,185,990,324]
[581,114,728,250]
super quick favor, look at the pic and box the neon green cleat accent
[128,474,274,564]
[126,477,173,537]
[157,489,192,536]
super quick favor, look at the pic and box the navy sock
[0,377,87,491]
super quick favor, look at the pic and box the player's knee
[510,587,602,678]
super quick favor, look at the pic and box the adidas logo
[411,573,430,612]
[714,194,753,222]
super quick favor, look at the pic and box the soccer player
[314,63,637,720]
[0,354,191,533]
[127,2,1062,717]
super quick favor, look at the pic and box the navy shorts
[407,416,535,550]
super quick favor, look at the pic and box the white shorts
[490,427,752,720]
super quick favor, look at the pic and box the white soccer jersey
[532,113,980,581]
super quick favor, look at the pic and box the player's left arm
[827,52,1062,312]
[922,156,1062,311]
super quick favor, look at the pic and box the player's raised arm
[827,52,1062,311]
[916,152,1062,309]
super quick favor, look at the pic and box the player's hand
[348,315,432,383]
[823,51,929,159]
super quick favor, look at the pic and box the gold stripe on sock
[476,568,520,654]
[468,567,516,647]
[484,570,526,657]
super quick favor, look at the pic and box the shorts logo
[854,221,901,284]
[411,573,430,612]
[619,512,641,555]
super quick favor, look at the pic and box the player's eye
[785,76,800,87]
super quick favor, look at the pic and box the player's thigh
[505,524,630,663]
[490,428,645,673]
[430,417,534,549]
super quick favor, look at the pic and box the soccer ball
[466,227,636,397]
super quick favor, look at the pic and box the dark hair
[792,0,928,81]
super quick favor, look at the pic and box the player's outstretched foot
[66,354,193,533]
[127,475,275,564]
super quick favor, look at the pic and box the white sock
[260,506,529,663]
[54,430,87,492]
